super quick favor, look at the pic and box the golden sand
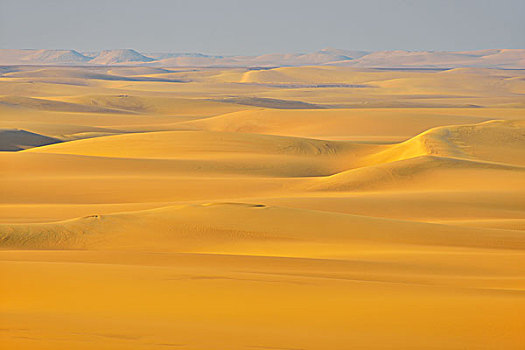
[1,66,524,349]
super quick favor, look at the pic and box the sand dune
[0,120,124,139]
[2,67,185,84]
[0,95,131,114]
[3,149,345,178]
[2,203,524,252]
[59,94,248,115]
[260,190,525,221]
[1,65,525,350]
[364,120,525,166]
[25,130,357,158]
[179,108,521,139]
[310,155,525,192]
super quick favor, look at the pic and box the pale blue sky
[1,0,523,55]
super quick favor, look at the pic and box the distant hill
[146,52,222,60]
[0,48,523,68]
[333,49,525,69]
[0,49,91,65]
[89,49,154,65]
[22,49,91,63]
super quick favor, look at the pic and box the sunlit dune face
[1,66,525,350]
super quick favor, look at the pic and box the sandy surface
[1,65,525,349]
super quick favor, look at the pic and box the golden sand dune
[363,120,525,165]
[2,202,524,252]
[106,67,173,76]
[0,121,125,140]
[20,131,377,177]
[1,66,525,349]
[3,67,145,80]
[2,189,524,225]
[310,155,525,192]
[0,95,130,114]
[1,151,343,179]
[308,120,525,191]
[260,190,525,221]
[24,131,346,158]
[238,66,430,84]
[59,94,248,115]
[25,130,354,158]
[179,108,522,139]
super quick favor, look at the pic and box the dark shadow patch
[216,97,329,109]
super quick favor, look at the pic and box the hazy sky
[1,0,523,55]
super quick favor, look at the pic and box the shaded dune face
[0,129,62,151]
[1,66,525,350]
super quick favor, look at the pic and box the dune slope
[2,203,524,252]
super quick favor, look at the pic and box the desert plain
[1,63,525,349]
